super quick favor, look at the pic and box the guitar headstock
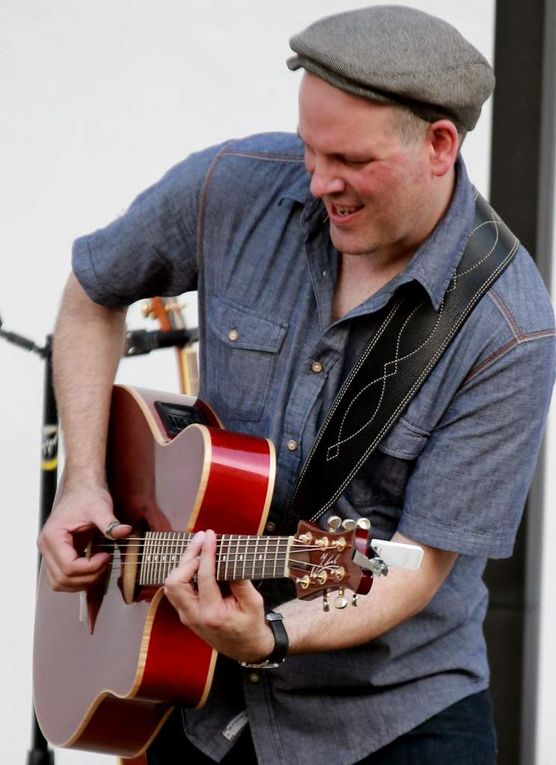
[288,520,374,609]
[142,296,199,397]
[142,296,186,332]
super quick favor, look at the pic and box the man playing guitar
[37,6,555,764]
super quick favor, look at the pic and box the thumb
[102,518,132,540]
[84,488,132,539]
[229,579,262,609]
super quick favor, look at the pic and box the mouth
[329,203,364,224]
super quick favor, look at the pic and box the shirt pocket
[377,415,431,460]
[345,416,431,525]
[207,294,288,422]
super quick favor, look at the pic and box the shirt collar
[398,156,476,310]
[279,171,312,206]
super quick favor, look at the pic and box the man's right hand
[37,483,132,592]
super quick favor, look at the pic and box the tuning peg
[141,299,155,318]
[327,515,342,532]
[165,299,184,313]
[334,587,349,609]
[322,591,330,612]
[356,518,371,531]
[342,519,357,531]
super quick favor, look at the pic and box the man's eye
[343,158,370,168]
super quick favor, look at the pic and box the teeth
[336,206,359,216]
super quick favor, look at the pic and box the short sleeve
[72,143,225,307]
[398,334,555,557]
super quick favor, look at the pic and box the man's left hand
[164,529,275,663]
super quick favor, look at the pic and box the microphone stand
[0,316,197,765]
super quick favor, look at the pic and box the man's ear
[427,120,460,176]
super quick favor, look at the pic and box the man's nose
[308,163,345,198]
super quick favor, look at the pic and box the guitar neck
[177,347,199,397]
[139,532,292,586]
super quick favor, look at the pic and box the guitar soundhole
[154,401,209,438]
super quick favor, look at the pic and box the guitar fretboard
[139,532,292,586]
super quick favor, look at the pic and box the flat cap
[287,5,494,132]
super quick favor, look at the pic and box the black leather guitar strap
[285,194,519,530]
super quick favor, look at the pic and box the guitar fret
[160,533,168,582]
[148,532,156,584]
[232,535,238,580]
[181,533,189,572]
[241,537,247,580]
[165,534,173,578]
[263,536,271,579]
[253,536,260,579]
[224,535,230,579]
[158,532,166,583]
[153,532,161,585]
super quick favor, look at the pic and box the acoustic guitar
[33,385,382,758]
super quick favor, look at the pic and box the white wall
[0,2,494,763]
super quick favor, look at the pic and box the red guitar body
[33,385,276,758]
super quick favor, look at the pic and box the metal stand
[0,322,56,765]
[0,315,197,764]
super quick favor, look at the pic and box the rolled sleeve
[72,143,223,307]
[398,334,556,557]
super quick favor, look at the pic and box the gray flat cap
[287,5,494,132]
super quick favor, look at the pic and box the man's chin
[330,233,377,257]
[329,226,379,257]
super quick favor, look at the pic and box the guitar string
[84,538,351,585]
[100,548,332,568]
[90,541,338,557]
[102,555,337,586]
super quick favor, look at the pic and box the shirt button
[249,672,261,684]
[310,360,323,374]
[265,521,276,533]
[287,439,298,452]
[227,328,240,342]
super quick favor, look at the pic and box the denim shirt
[73,133,555,763]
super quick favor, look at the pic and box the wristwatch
[239,611,289,669]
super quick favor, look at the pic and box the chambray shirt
[73,133,555,764]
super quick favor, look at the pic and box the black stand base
[27,752,55,765]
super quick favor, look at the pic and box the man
[38,6,555,764]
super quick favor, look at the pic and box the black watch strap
[239,611,288,669]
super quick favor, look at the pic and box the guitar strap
[283,193,519,531]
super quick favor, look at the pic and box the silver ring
[104,520,122,539]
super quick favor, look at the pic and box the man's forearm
[280,532,457,655]
[53,272,127,486]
